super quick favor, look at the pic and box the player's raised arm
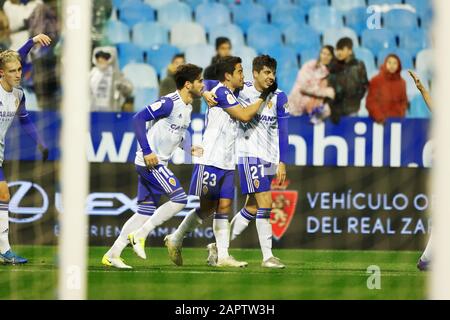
[17,34,52,62]
[133,98,174,168]
[408,70,433,110]
[276,92,290,185]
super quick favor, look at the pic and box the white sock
[135,201,186,239]
[172,209,203,244]
[0,207,11,254]
[213,213,230,259]
[106,213,149,258]
[256,208,273,261]
[230,208,255,241]
[421,233,432,262]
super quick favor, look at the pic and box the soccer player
[165,56,278,267]
[0,47,49,264]
[102,64,204,268]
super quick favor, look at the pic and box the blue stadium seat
[122,63,159,92]
[233,46,257,79]
[405,0,433,12]
[283,24,321,55]
[195,3,231,32]
[134,88,159,112]
[247,23,282,53]
[208,24,245,49]
[361,29,396,53]
[331,0,366,12]
[116,42,144,69]
[309,6,344,33]
[132,22,169,48]
[398,29,430,57]
[170,22,207,48]
[144,0,178,9]
[263,45,299,71]
[105,20,130,44]
[183,0,206,10]
[145,44,180,75]
[416,49,433,81]
[231,3,268,33]
[377,48,414,70]
[185,44,216,69]
[322,27,359,47]
[407,95,431,119]
[119,2,155,27]
[293,0,328,12]
[157,2,192,28]
[384,9,419,30]
[256,0,286,11]
[278,67,297,93]
[270,4,307,28]
[113,0,141,10]
[299,48,320,66]
[419,7,433,30]
[354,47,377,76]
[344,7,368,36]
[368,0,402,5]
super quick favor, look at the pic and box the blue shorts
[238,157,276,195]
[0,167,4,182]
[136,164,186,205]
[188,164,235,200]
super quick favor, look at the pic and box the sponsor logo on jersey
[267,101,273,109]
[150,101,162,112]
[226,92,236,105]
[270,179,298,241]
[253,179,260,189]
[202,185,208,195]
[169,178,177,186]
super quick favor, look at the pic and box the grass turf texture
[0,246,427,300]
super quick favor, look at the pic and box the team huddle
[102,54,290,269]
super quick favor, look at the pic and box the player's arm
[408,70,433,110]
[276,92,290,185]
[133,98,174,168]
[17,34,52,62]
[17,92,48,161]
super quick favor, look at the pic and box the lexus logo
[8,181,49,224]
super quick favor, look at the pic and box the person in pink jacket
[288,45,335,123]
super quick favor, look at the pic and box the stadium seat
[195,3,231,32]
[377,48,414,70]
[344,7,368,36]
[132,22,169,48]
[405,0,433,12]
[208,24,245,49]
[293,0,328,12]
[116,42,144,69]
[401,70,429,100]
[407,95,431,119]
[105,20,130,44]
[419,7,433,30]
[299,48,320,66]
[247,23,282,53]
[263,46,299,71]
[144,0,178,9]
[170,22,207,48]
[134,88,159,112]
[23,89,39,111]
[270,4,307,28]
[322,27,359,48]
[398,29,430,57]
[368,0,402,5]
[283,24,321,55]
[256,0,286,11]
[157,2,192,29]
[231,3,268,33]
[354,47,377,76]
[145,44,180,75]
[233,46,257,81]
[185,44,215,69]
[218,0,254,6]
[183,0,205,10]
[361,29,396,53]
[331,0,366,12]
[122,63,159,93]
[278,67,297,93]
[416,49,433,81]
[309,6,344,34]
[384,8,419,30]
[118,2,155,27]
[113,0,141,10]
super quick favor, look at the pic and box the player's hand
[32,34,52,47]
[276,162,286,186]
[191,145,204,157]
[202,91,218,107]
[144,153,159,169]
[38,145,49,162]
[259,81,278,101]
[408,70,425,92]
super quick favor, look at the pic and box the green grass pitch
[0,246,427,300]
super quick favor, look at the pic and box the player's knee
[245,204,257,215]
[217,201,232,214]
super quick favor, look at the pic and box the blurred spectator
[203,37,232,80]
[366,54,408,124]
[3,0,42,50]
[288,45,335,123]
[92,0,113,47]
[328,37,368,123]
[0,9,9,50]
[159,53,185,97]
[90,46,133,112]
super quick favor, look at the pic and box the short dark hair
[215,37,231,50]
[336,37,353,50]
[252,55,277,73]
[174,63,203,89]
[171,53,185,63]
[95,51,111,60]
[215,56,242,82]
